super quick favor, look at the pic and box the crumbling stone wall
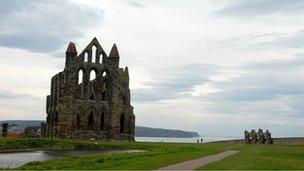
[46,38,135,140]
[22,126,39,138]
[1,123,8,137]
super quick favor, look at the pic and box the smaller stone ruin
[244,129,272,144]
[0,123,8,137]
[22,123,47,138]
[22,126,39,138]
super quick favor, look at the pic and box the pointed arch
[92,45,97,63]
[90,70,96,81]
[78,70,83,85]
[120,113,125,133]
[87,111,94,130]
[84,52,88,62]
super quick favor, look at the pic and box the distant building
[1,123,8,137]
[22,126,41,138]
[46,38,135,140]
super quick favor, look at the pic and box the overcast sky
[0,0,304,137]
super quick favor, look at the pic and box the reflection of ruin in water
[0,149,143,168]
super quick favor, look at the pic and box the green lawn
[18,141,235,170]
[1,138,304,170]
[198,144,304,170]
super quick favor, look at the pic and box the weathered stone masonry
[46,38,135,140]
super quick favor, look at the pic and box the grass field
[0,138,304,170]
[199,144,304,170]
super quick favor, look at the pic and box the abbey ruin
[45,38,135,140]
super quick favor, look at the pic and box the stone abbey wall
[272,137,304,145]
[208,137,304,145]
[46,38,135,140]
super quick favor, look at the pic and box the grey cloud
[132,64,219,101]
[213,0,304,17]
[216,58,304,99]
[258,31,304,49]
[0,89,38,101]
[0,0,104,53]
[0,0,24,15]
[127,0,146,8]
[209,87,303,103]
[203,57,304,118]
[213,30,304,50]
[243,57,304,70]
[133,57,304,122]
[0,89,45,120]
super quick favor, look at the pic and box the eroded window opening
[100,111,105,130]
[101,91,106,101]
[54,112,59,125]
[90,70,96,81]
[92,46,97,63]
[87,111,94,130]
[90,92,95,100]
[78,70,83,85]
[102,71,107,77]
[84,52,88,62]
[120,113,125,133]
[76,113,80,129]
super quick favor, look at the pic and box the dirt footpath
[157,150,239,170]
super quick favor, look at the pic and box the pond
[0,149,142,168]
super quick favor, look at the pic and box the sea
[135,136,242,143]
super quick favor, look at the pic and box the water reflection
[0,149,142,168]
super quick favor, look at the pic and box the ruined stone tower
[46,38,135,140]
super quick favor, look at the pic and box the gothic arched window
[78,70,83,85]
[90,70,96,81]
[84,52,88,62]
[100,111,105,130]
[87,111,94,130]
[92,45,97,63]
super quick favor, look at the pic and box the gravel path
[157,150,239,170]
